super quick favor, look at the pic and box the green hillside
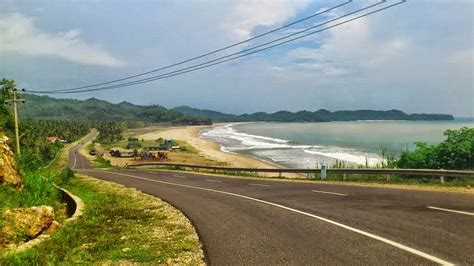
[19,94,454,125]
[19,94,212,126]
[173,106,454,122]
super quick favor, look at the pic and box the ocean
[200,119,474,168]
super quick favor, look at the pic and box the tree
[126,138,142,149]
[96,121,126,144]
[398,142,438,169]
[0,79,15,131]
[436,127,474,169]
[397,127,474,170]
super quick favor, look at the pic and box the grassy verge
[2,131,204,264]
[93,155,112,168]
[0,148,76,249]
[145,167,474,193]
[1,174,204,264]
[0,173,59,213]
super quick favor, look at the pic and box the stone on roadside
[1,206,55,243]
[44,221,60,235]
[0,133,23,189]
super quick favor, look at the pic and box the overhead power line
[58,0,386,94]
[29,0,406,94]
[29,0,352,94]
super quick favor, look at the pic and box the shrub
[15,149,42,173]
[398,127,474,170]
[0,172,58,211]
[56,167,75,185]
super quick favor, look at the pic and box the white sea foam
[202,123,312,150]
[201,123,382,167]
[303,149,381,167]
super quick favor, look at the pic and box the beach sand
[137,125,280,169]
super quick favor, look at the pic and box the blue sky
[0,0,473,116]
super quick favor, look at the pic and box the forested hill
[19,94,212,126]
[173,106,455,122]
[20,94,454,124]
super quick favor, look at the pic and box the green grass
[0,170,67,247]
[101,138,197,154]
[93,155,112,168]
[1,133,203,263]
[0,172,59,218]
[86,142,94,151]
[173,140,198,154]
[1,175,203,264]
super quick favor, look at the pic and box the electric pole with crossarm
[4,86,26,155]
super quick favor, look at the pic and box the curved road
[69,140,474,265]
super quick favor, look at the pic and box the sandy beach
[137,125,280,169]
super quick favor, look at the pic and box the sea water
[200,119,474,168]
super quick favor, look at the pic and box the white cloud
[224,0,311,40]
[0,13,124,67]
[274,16,408,75]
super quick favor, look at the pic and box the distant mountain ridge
[20,94,454,124]
[172,106,455,122]
[19,94,212,125]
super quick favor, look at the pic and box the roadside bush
[179,145,191,152]
[93,155,112,168]
[15,149,42,173]
[0,172,57,211]
[56,167,75,185]
[398,127,474,170]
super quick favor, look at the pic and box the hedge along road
[70,143,474,265]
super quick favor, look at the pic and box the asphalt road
[69,142,474,265]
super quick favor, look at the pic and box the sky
[0,0,473,116]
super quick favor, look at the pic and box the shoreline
[137,125,281,169]
[136,124,473,192]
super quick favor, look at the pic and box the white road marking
[427,206,474,217]
[312,190,347,196]
[249,183,270,187]
[174,175,186,178]
[206,179,222,183]
[85,170,453,265]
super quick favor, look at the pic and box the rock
[0,133,23,189]
[122,247,131,252]
[1,206,55,243]
[44,221,60,235]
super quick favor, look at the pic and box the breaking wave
[201,123,382,167]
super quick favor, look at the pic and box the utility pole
[13,89,20,155]
[4,87,25,155]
